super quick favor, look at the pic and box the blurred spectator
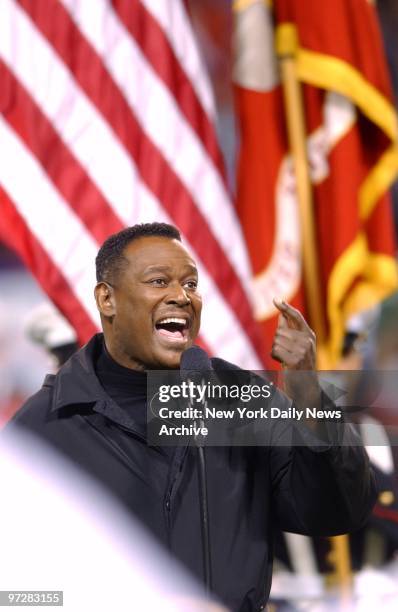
[25,302,78,370]
[0,271,60,428]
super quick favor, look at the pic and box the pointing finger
[273,299,311,332]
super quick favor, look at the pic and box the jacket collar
[49,334,233,414]
[48,334,149,438]
[50,333,112,412]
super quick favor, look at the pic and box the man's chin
[148,348,183,370]
[151,342,194,370]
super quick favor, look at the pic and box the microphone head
[180,346,211,384]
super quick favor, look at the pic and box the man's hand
[272,299,326,436]
[271,299,316,370]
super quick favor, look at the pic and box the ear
[94,282,116,317]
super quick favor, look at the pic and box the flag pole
[275,24,326,351]
[275,23,352,598]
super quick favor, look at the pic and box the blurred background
[1,0,398,609]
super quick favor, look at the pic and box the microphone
[180,346,211,444]
[180,345,212,594]
[180,346,212,382]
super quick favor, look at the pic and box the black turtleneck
[95,341,148,431]
[95,341,177,460]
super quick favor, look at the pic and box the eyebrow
[143,264,198,274]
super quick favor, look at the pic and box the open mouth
[155,317,190,343]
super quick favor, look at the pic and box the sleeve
[267,389,377,537]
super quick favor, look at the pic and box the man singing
[8,222,376,612]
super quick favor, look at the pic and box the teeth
[157,317,186,326]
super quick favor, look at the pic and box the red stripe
[0,61,123,245]
[17,0,262,357]
[0,187,98,345]
[112,0,228,185]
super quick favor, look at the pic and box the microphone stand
[191,393,212,595]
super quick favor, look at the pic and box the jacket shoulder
[7,375,55,429]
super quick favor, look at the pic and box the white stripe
[0,0,160,228]
[139,0,217,120]
[199,270,263,368]
[0,117,100,327]
[59,0,254,291]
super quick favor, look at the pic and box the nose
[165,281,191,306]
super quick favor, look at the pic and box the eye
[184,279,198,290]
[148,278,168,287]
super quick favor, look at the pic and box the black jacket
[8,334,376,612]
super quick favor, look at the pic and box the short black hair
[95,222,181,284]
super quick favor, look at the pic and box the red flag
[234,0,398,365]
[0,0,263,368]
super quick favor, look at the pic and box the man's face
[97,236,202,370]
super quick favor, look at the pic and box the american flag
[0,0,263,368]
